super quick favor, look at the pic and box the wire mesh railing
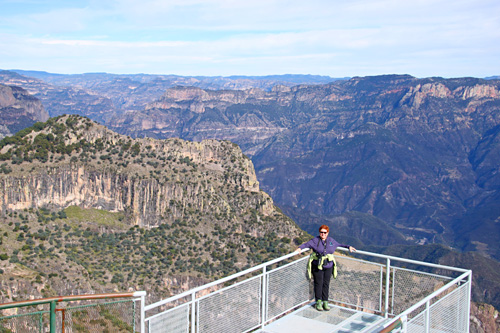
[406,282,470,332]
[1,249,471,332]
[330,255,385,313]
[382,270,471,332]
[197,275,262,333]
[144,248,471,332]
[0,291,146,333]
[143,250,305,332]
[391,266,454,317]
[0,310,46,332]
[265,256,311,321]
[59,299,138,332]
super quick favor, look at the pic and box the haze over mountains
[1,70,500,315]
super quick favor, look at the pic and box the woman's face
[319,229,328,241]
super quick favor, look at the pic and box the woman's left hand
[348,246,357,252]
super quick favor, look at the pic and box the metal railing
[144,248,471,333]
[0,249,471,332]
[142,249,312,333]
[0,291,146,332]
[380,270,472,332]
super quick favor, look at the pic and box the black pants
[312,265,333,301]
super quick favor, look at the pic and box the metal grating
[298,305,358,326]
[407,311,426,333]
[266,257,311,321]
[330,256,383,312]
[429,283,469,333]
[392,267,451,317]
[60,300,135,332]
[149,303,189,333]
[197,276,261,333]
[0,311,45,332]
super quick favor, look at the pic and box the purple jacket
[299,236,348,269]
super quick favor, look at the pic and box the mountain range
[1,70,499,257]
[0,73,499,330]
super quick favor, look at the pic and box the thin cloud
[0,0,499,77]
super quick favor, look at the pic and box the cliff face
[109,85,297,157]
[0,84,48,138]
[0,115,284,232]
[0,153,265,228]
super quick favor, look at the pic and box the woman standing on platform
[295,225,356,311]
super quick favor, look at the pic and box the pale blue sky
[1,0,499,78]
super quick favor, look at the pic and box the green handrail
[0,291,146,332]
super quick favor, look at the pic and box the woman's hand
[348,246,357,253]
[295,248,302,254]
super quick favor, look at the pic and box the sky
[0,0,499,78]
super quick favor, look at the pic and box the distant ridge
[225,74,346,84]
[5,69,345,86]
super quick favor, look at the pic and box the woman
[296,225,356,311]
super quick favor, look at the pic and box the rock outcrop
[0,115,295,235]
[470,302,500,333]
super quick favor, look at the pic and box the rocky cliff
[0,115,293,233]
[0,83,48,139]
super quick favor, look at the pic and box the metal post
[385,258,390,318]
[379,266,383,313]
[401,315,407,333]
[133,300,136,333]
[391,267,396,315]
[191,292,196,333]
[49,300,57,333]
[61,309,66,332]
[261,265,267,329]
[466,273,472,333]
[425,300,431,333]
[140,293,145,333]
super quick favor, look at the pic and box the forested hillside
[0,115,308,304]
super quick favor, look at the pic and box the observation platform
[144,247,472,333]
[0,248,472,332]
